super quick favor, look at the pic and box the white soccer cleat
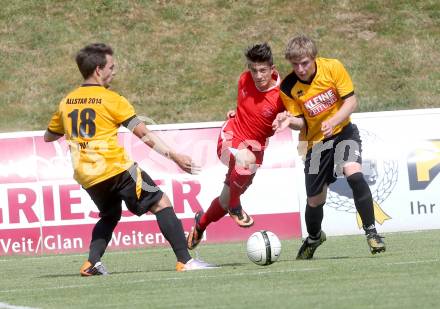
[176,258,219,271]
[80,261,109,276]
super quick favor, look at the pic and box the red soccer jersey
[229,71,285,148]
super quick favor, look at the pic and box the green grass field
[1,1,439,308]
[1,0,439,132]
[1,230,439,309]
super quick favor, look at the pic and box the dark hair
[245,43,273,66]
[75,43,113,79]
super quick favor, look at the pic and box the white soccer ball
[246,230,281,266]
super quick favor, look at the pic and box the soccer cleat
[228,205,254,228]
[80,261,109,276]
[296,231,327,260]
[366,233,386,254]
[187,211,205,250]
[176,258,219,271]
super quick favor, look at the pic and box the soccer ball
[246,230,281,266]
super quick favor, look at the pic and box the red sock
[198,197,227,231]
[228,167,255,210]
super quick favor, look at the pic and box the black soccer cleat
[366,233,386,254]
[296,231,326,260]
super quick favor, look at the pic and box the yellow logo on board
[408,140,440,190]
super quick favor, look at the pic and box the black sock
[88,217,119,265]
[155,207,192,264]
[347,172,376,234]
[305,203,324,239]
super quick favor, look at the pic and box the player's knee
[149,194,172,214]
[150,203,172,214]
[219,150,233,167]
[347,172,367,190]
[306,202,325,209]
[307,200,325,208]
[307,191,327,207]
[235,148,256,170]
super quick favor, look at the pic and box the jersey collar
[81,83,102,87]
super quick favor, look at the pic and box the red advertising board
[0,124,301,255]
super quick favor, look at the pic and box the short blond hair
[284,35,317,60]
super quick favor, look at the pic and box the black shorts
[304,123,362,197]
[85,163,163,220]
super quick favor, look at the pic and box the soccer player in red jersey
[187,43,285,249]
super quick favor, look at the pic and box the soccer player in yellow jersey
[44,43,216,275]
[273,35,386,259]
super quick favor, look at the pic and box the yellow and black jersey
[280,57,354,149]
[47,85,136,188]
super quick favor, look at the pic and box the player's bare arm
[321,95,358,138]
[288,115,305,130]
[43,130,63,142]
[272,111,305,132]
[132,121,201,174]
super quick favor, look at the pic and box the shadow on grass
[304,254,385,261]
[38,262,263,278]
[37,269,153,278]
[38,273,82,278]
[151,262,247,272]
[217,262,248,267]
[319,256,351,260]
[280,256,370,263]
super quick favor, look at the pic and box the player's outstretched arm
[44,130,63,142]
[272,111,305,132]
[287,115,305,131]
[132,121,200,174]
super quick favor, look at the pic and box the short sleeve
[276,95,286,113]
[280,91,303,117]
[331,59,354,99]
[106,95,136,124]
[47,109,64,135]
